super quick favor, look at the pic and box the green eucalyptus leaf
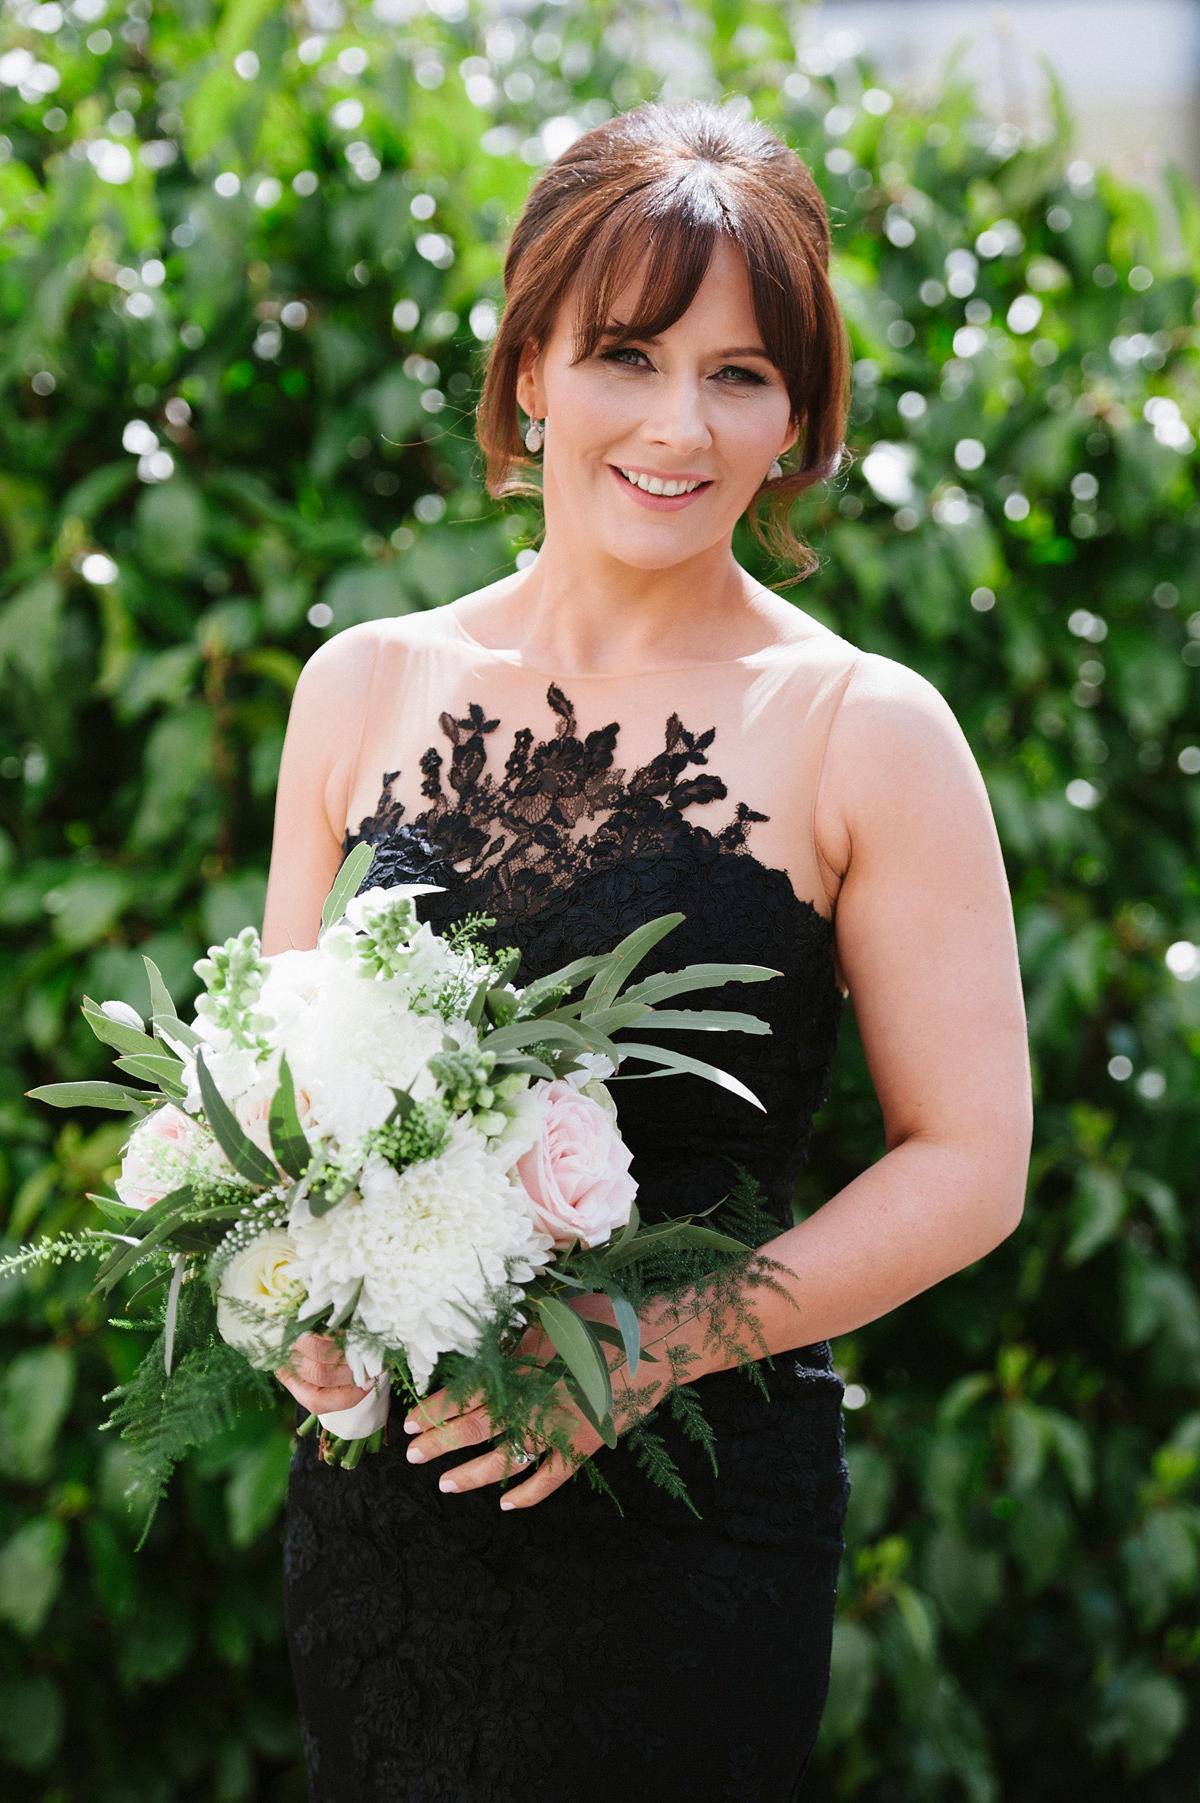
[620,964,780,1007]
[142,955,177,1022]
[81,998,157,1058]
[195,1052,278,1187]
[535,1296,613,1427]
[268,1056,310,1180]
[609,1042,766,1111]
[26,1081,148,1113]
[582,913,685,1010]
[319,841,376,932]
[632,1008,771,1036]
[112,1053,186,1097]
[153,1014,200,1051]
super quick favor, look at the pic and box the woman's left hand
[402,1295,641,1510]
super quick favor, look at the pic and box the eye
[715,363,767,386]
[600,346,652,369]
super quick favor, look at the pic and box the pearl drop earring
[524,418,544,454]
[767,458,783,481]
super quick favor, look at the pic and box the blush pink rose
[516,1080,637,1249]
[116,1103,217,1210]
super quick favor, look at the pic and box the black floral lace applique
[346,684,769,925]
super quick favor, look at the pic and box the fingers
[499,1449,576,1509]
[435,1445,523,1494]
[403,1386,483,1437]
[275,1368,371,1415]
[286,1332,357,1390]
[405,1404,494,1466]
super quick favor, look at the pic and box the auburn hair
[476,102,849,577]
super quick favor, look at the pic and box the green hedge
[1,3,1199,1798]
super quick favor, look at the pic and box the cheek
[719,392,794,464]
[544,368,638,459]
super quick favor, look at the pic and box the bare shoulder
[834,652,980,790]
[816,653,991,891]
[293,619,386,710]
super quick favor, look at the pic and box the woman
[264,104,1031,1803]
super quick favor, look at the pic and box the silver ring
[508,1443,533,1466]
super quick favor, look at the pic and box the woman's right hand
[275,1333,373,1416]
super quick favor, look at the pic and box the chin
[594,524,723,570]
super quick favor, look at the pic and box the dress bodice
[340,608,861,1231]
[288,609,858,1803]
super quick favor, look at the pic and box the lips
[610,466,712,510]
[616,467,708,497]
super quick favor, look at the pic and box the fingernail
[406,1445,425,1464]
[403,1418,421,1435]
[500,1498,515,1511]
[439,1477,458,1494]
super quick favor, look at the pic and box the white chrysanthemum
[290,1117,553,1391]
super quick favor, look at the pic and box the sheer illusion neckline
[346,676,838,929]
[447,609,815,679]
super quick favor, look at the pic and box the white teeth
[619,469,703,496]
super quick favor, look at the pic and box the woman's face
[517,236,798,573]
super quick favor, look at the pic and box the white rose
[215,1230,307,1365]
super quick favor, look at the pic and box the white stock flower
[215,1229,307,1366]
[290,1117,552,1391]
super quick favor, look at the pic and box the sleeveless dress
[284,608,860,1803]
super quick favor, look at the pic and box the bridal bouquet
[17,843,781,1514]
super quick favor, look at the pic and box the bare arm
[406,654,1032,1503]
[746,651,1031,1344]
[261,625,381,957]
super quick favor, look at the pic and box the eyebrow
[603,326,774,360]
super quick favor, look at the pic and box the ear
[515,340,546,420]
[779,414,802,459]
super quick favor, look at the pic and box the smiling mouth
[614,466,711,497]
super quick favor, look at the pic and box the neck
[482,531,774,676]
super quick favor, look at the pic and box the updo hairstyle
[477,102,849,576]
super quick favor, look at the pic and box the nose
[639,372,712,456]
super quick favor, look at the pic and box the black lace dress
[284,685,850,1803]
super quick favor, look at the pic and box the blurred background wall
[809,0,1200,173]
